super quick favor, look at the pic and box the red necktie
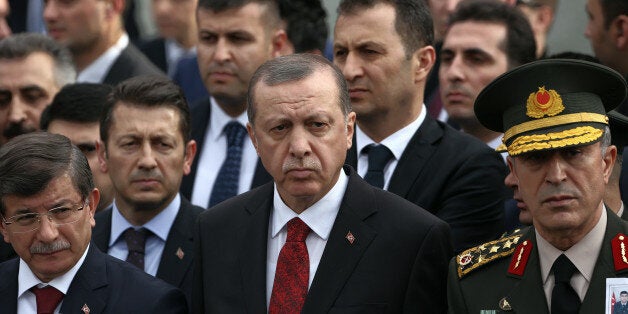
[31,286,64,314]
[269,217,311,314]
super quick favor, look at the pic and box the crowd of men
[0,0,626,313]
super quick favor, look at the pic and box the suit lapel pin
[345,231,355,244]
[176,247,185,260]
[611,233,628,271]
[81,303,90,314]
[499,297,512,311]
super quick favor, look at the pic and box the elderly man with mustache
[0,132,188,313]
[93,75,203,309]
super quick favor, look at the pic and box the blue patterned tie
[209,121,247,207]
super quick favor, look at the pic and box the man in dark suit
[94,76,202,307]
[180,0,288,208]
[193,53,453,313]
[139,0,197,76]
[334,0,508,253]
[43,0,163,84]
[448,59,628,313]
[0,132,187,313]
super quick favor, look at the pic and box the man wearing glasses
[0,132,188,313]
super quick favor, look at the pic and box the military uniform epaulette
[456,228,527,278]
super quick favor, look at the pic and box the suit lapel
[181,98,211,200]
[503,230,550,313]
[92,209,112,253]
[156,199,197,287]
[61,247,108,314]
[387,117,443,198]
[0,259,19,312]
[581,209,628,313]
[302,168,377,313]
[239,184,273,313]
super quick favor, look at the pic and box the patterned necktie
[363,144,394,188]
[209,121,247,207]
[551,254,581,314]
[31,286,64,314]
[124,227,150,270]
[269,218,311,314]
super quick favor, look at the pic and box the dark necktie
[31,286,64,314]
[551,254,581,314]
[269,218,311,314]
[363,144,393,188]
[209,121,247,207]
[124,227,150,270]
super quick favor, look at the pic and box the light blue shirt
[107,194,181,276]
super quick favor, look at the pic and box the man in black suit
[193,54,453,313]
[180,0,288,207]
[139,0,197,76]
[334,0,508,253]
[0,132,187,313]
[43,0,163,84]
[94,76,202,306]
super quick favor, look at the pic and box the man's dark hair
[622,291,628,295]
[338,0,434,58]
[247,54,350,124]
[0,132,93,215]
[197,0,281,30]
[40,83,113,130]
[100,75,191,146]
[448,0,537,68]
[279,0,328,53]
[0,33,76,87]
[600,0,628,28]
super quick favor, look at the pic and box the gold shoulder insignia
[457,229,526,278]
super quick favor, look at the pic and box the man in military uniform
[447,59,628,313]
[615,291,628,314]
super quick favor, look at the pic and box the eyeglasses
[1,199,88,233]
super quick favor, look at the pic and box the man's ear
[96,141,108,173]
[271,29,290,58]
[413,45,436,84]
[247,123,259,155]
[614,15,628,49]
[602,144,617,184]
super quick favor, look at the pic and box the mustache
[538,185,580,202]
[129,169,163,182]
[3,123,36,140]
[30,240,71,254]
[207,63,238,75]
[442,82,473,98]
[282,157,322,173]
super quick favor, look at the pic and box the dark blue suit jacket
[92,197,203,307]
[0,246,188,313]
[193,166,454,313]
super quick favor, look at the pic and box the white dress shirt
[17,244,90,314]
[356,104,427,190]
[191,97,258,207]
[107,194,180,276]
[266,170,348,308]
[77,34,129,83]
[538,208,607,310]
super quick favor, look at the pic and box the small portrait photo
[606,278,628,314]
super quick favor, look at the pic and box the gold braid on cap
[506,126,604,156]
[503,113,608,143]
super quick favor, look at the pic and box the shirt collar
[18,243,91,297]
[270,169,348,240]
[208,96,249,142]
[356,104,427,159]
[77,33,129,83]
[537,207,607,285]
[109,193,181,246]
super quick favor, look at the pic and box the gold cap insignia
[526,86,564,118]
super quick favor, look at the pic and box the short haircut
[247,53,351,124]
[516,0,558,11]
[622,291,628,295]
[100,75,191,145]
[600,0,628,28]
[0,33,76,87]
[448,0,537,68]
[40,83,113,130]
[197,0,282,30]
[0,132,93,215]
[279,0,328,53]
[337,0,434,58]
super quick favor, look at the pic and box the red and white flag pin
[176,247,185,260]
[81,304,90,314]
[346,231,355,244]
